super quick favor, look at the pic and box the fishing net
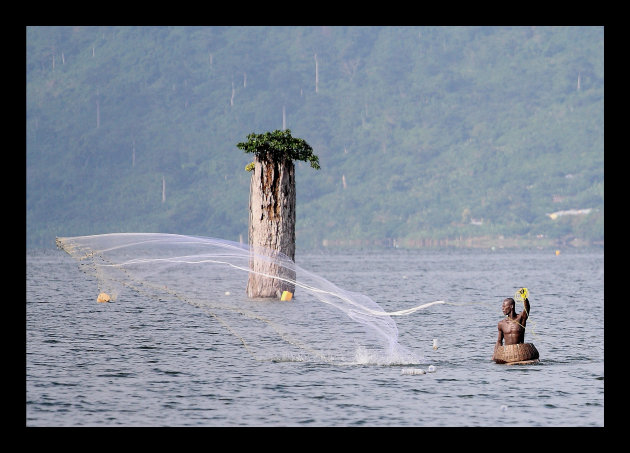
[56,233,444,365]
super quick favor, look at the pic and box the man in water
[492,296,539,363]
[495,297,529,346]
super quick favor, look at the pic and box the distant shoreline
[27,234,603,252]
[320,235,603,250]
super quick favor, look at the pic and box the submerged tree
[237,129,320,299]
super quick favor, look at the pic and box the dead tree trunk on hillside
[246,155,296,298]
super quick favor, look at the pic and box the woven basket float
[493,343,539,364]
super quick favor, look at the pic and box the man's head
[502,297,515,315]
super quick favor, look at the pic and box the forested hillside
[26,26,604,249]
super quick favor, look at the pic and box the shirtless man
[492,295,538,363]
[496,297,529,346]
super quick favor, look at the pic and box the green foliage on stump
[237,129,320,170]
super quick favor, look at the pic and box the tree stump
[246,155,296,298]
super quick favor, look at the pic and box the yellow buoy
[281,290,293,301]
[555,250,560,256]
[97,292,111,303]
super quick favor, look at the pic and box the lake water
[26,246,604,426]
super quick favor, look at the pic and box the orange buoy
[97,292,111,303]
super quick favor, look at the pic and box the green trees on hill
[27,26,603,249]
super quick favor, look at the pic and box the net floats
[401,368,426,375]
[401,365,436,375]
[96,292,111,303]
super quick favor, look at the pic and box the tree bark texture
[247,155,296,298]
